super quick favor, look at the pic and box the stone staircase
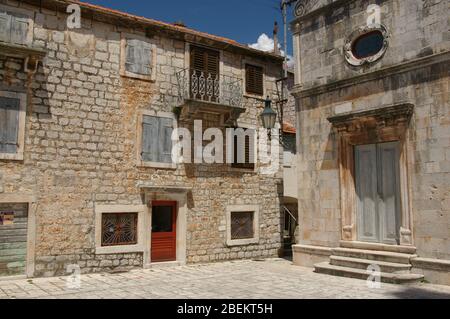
[314,247,424,284]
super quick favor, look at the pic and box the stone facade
[291,0,449,284]
[0,0,284,277]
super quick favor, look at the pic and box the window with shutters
[138,112,176,169]
[190,46,220,102]
[0,91,26,161]
[226,205,259,246]
[0,9,33,46]
[245,64,264,96]
[230,128,256,170]
[120,34,155,81]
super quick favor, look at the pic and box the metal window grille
[231,212,254,240]
[101,213,138,246]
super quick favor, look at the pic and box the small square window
[231,212,254,240]
[101,213,138,247]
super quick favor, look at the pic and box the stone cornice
[327,103,414,127]
[292,50,450,99]
[291,0,355,31]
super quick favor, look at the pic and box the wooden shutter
[10,15,29,45]
[245,64,264,96]
[141,115,159,162]
[190,46,219,74]
[126,39,152,75]
[377,142,400,245]
[232,129,255,169]
[0,12,12,43]
[158,117,173,164]
[355,144,379,243]
[0,97,20,154]
[142,116,173,164]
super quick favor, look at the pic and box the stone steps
[332,247,416,265]
[314,262,424,284]
[330,255,412,274]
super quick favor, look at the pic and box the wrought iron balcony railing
[176,69,243,108]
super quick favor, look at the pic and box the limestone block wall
[295,0,449,89]
[0,0,283,277]
[293,0,449,260]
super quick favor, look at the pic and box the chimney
[273,21,280,55]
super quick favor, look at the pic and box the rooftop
[27,0,285,62]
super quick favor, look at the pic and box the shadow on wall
[389,285,450,299]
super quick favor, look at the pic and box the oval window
[351,31,385,59]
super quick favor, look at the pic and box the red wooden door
[151,201,177,262]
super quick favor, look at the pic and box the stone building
[0,0,285,278]
[291,0,449,285]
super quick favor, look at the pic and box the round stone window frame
[344,24,389,67]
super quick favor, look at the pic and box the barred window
[101,213,138,247]
[231,212,254,240]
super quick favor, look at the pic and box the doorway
[151,201,177,262]
[355,141,401,245]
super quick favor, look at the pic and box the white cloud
[249,33,294,70]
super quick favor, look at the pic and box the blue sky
[85,0,294,55]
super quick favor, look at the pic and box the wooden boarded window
[0,97,20,154]
[101,213,138,247]
[231,212,254,240]
[0,203,28,276]
[125,39,153,76]
[231,128,255,170]
[141,115,173,164]
[245,64,264,96]
[0,11,30,45]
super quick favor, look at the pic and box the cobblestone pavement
[0,259,449,299]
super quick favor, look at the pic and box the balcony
[175,69,245,124]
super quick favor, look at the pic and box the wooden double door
[151,201,177,262]
[355,142,401,245]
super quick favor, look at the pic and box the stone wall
[292,0,449,260]
[0,0,284,277]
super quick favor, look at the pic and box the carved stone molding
[344,24,390,67]
[294,0,321,18]
[328,103,415,246]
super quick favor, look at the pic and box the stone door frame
[328,103,415,246]
[141,185,190,267]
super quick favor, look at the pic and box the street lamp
[260,96,277,129]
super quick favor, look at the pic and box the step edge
[330,255,412,268]
[314,262,424,280]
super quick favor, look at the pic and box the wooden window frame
[242,59,265,98]
[226,205,260,246]
[328,104,414,246]
[120,33,156,81]
[0,5,34,47]
[136,110,177,169]
[95,205,147,255]
[0,91,26,161]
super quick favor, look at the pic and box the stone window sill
[226,238,259,247]
[0,152,24,161]
[138,161,177,170]
[95,244,145,255]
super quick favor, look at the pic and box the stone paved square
[0,259,449,299]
